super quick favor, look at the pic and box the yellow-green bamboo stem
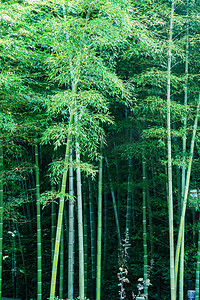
[179,1,189,297]
[174,94,200,293]
[51,178,56,263]
[96,151,103,300]
[167,1,175,298]
[59,227,64,299]
[182,0,189,205]
[35,145,42,300]
[50,83,77,300]
[143,157,148,299]
[0,138,3,300]
[68,145,74,300]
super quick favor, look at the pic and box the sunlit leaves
[48,158,97,185]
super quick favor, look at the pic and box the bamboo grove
[0,0,200,299]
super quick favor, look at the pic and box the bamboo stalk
[147,189,154,256]
[96,148,103,300]
[0,139,3,300]
[51,199,56,263]
[196,210,200,299]
[68,144,74,300]
[105,158,122,253]
[76,132,85,299]
[143,157,148,299]
[125,159,132,265]
[59,227,64,299]
[166,1,175,298]
[83,187,88,297]
[50,82,77,300]
[35,145,42,300]
[179,1,189,297]
[89,181,96,300]
[174,94,200,292]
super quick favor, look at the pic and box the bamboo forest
[0,0,200,299]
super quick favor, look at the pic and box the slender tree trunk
[76,135,84,299]
[16,223,28,299]
[147,189,154,256]
[143,157,148,299]
[0,139,3,300]
[174,94,200,292]
[125,159,132,265]
[196,210,200,299]
[68,145,74,300]
[59,227,64,299]
[63,205,69,248]
[105,158,122,253]
[179,2,189,298]
[35,145,42,300]
[51,196,56,262]
[83,185,88,297]
[89,181,96,300]
[50,82,77,300]
[167,1,175,298]
[103,190,107,277]
[96,149,103,300]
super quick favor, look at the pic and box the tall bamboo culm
[35,145,42,300]
[96,149,103,300]
[174,94,200,292]
[51,173,56,263]
[59,227,64,299]
[76,135,84,299]
[50,82,77,300]
[143,157,148,299]
[83,191,88,297]
[196,210,200,299]
[179,1,189,298]
[89,181,96,300]
[167,1,175,298]
[0,139,3,300]
[105,158,121,252]
[125,159,132,264]
[68,145,74,300]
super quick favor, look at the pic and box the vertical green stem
[103,190,107,278]
[0,139,3,300]
[174,94,200,292]
[167,1,175,298]
[59,227,64,299]
[50,82,77,300]
[96,149,103,300]
[35,145,42,300]
[125,159,132,264]
[51,171,57,263]
[105,158,122,253]
[143,157,148,299]
[147,189,154,256]
[51,200,56,263]
[179,2,189,299]
[89,181,96,300]
[76,134,84,299]
[196,211,200,299]
[68,145,74,300]
[83,190,88,297]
